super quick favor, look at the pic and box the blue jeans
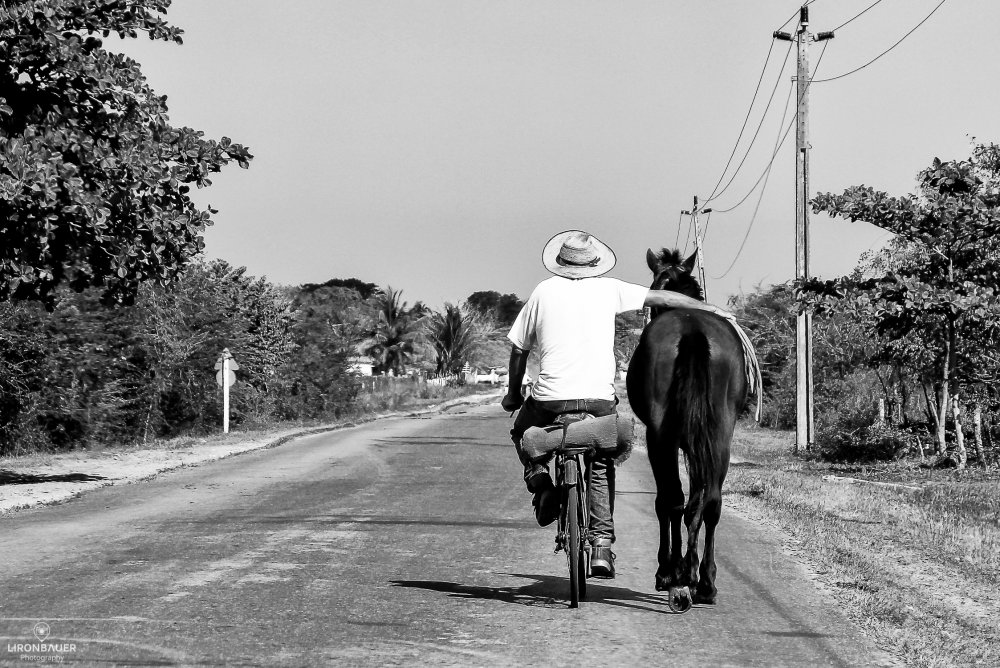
[510,397,618,542]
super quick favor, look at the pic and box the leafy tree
[0,290,147,452]
[799,146,1000,461]
[0,0,252,305]
[0,259,298,453]
[138,260,294,435]
[299,278,380,301]
[273,283,373,419]
[362,287,427,376]
[614,310,644,374]
[466,290,523,327]
[426,303,480,375]
[729,285,798,428]
[290,283,376,352]
[730,282,890,445]
[276,293,359,420]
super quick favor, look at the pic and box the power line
[711,39,830,277]
[673,211,684,248]
[704,38,795,204]
[813,0,947,83]
[830,0,885,32]
[702,1,820,209]
[713,80,796,279]
[714,42,828,215]
[697,2,811,241]
[701,38,785,203]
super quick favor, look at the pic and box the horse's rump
[627,310,747,470]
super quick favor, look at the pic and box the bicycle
[518,408,623,608]
[550,414,595,609]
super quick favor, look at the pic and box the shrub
[818,423,911,462]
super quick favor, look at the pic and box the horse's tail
[666,331,719,488]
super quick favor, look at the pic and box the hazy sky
[111,0,1000,308]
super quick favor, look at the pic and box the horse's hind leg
[694,487,722,604]
[682,481,707,591]
[649,438,684,591]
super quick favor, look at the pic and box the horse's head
[645,248,703,316]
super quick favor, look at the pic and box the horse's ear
[646,248,660,272]
[683,251,698,274]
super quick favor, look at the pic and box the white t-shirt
[507,276,649,401]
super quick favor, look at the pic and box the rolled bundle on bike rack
[521,414,634,462]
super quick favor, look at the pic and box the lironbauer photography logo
[33,622,50,642]
[5,621,77,663]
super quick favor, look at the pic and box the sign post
[215,348,239,433]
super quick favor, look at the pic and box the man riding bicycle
[502,230,730,578]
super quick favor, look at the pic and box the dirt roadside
[0,390,504,515]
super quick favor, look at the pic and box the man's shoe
[590,538,616,578]
[529,473,559,527]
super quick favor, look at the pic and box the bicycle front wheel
[577,479,587,602]
[566,482,581,608]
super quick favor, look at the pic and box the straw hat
[541,230,617,279]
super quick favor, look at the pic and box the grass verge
[725,423,1000,668]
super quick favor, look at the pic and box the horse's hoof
[654,574,670,592]
[667,586,692,613]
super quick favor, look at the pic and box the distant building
[473,366,509,385]
[346,356,375,376]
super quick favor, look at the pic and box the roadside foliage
[764,144,1000,466]
[0,265,514,454]
[0,1,252,306]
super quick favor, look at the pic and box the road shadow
[390,573,684,615]
[374,436,506,447]
[183,513,538,530]
[762,630,833,638]
[0,469,108,485]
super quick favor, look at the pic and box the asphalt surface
[0,403,895,667]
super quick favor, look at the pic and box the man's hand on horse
[709,304,737,321]
[502,392,523,413]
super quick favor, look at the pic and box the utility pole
[680,195,712,301]
[775,6,833,453]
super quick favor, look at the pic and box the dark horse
[626,248,749,610]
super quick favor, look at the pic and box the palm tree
[362,287,426,376]
[426,303,480,376]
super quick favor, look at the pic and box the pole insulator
[773,30,793,41]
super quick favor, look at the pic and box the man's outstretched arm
[644,290,734,319]
[502,345,529,412]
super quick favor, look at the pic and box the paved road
[0,404,893,667]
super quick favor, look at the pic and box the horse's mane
[654,248,685,266]
[651,248,703,301]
